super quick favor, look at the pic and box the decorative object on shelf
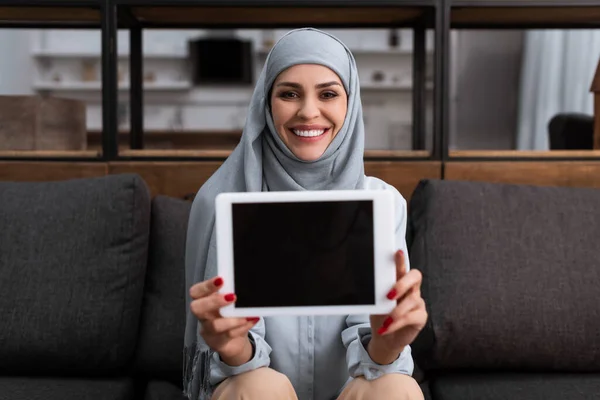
[169,107,184,132]
[52,73,62,82]
[372,70,385,83]
[144,71,156,83]
[388,29,400,48]
[81,60,96,82]
[188,36,253,85]
[0,95,87,150]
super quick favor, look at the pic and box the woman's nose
[297,98,320,120]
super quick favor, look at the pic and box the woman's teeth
[292,129,326,137]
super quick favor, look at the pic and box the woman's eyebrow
[275,81,342,89]
[315,81,342,89]
[275,81,301,88]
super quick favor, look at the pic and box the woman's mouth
[289,127,330,141]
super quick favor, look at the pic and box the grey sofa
[409,179,600,400]
[1,173,598,400]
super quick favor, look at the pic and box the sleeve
[342,316,414,380]
[341,184,414,380]
[209,317,272,386]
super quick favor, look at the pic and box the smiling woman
[184,28,426,400]
[270,65,348,161]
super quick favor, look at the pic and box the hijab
[183,28,366,399]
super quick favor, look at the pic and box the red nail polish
[386,289,397,300]
[214,277,223,287]
[377,326,387,335]
[224,293,235,302]
[246,317,260,323]
[383,317,393,328]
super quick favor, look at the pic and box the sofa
[1,173,598,400]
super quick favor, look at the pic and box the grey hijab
[183,28,365,399]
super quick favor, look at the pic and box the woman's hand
[189,276,259,366]
[369,250,427,365]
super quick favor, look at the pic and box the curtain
[516,30,600,150]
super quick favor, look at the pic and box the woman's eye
[279,91,299,99]
[321,91,338,99]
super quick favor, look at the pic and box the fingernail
[224,293,236,302]
[383,317,393,329]
[246,317,260,323]
[386,289,397,300]
[214,277,223,287]
[377,326,388,335]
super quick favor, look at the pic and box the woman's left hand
[369,250,428,358]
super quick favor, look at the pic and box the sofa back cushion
[409,179,600,372]
[0,174,150,374]
[134,195,191,384]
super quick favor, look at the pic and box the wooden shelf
[0,150,100,158]
[451,2,600,28]
[129,5,430,28]
[118,149,430,159]
[450,150,600,158]
[0,6,101,26]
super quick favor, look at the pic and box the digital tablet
[215,190,397,317]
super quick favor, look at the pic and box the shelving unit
[1,0,599,167]
[445,0,600,163]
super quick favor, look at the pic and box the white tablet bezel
[215,190,397,317]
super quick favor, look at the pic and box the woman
[184,28,427,400]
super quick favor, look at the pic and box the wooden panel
[87,130,243,151]
[364,150,430,158]
[446,161,600,188]
[120,149,430,160]
[108,162,222,200]
[0,162,107,182]
[108,161,441,201]
[450,150,600,158]
[0,7,100,23]
[365,161,442,200]
[451,7,600,26]
[132,6,424,25]
[119,149,232,159]
[0,150,100,158]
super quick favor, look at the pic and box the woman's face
[270,64,348,161]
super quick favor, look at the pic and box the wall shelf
[32,49,188,59]
[33,81,192,91]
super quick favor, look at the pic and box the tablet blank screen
[231,200,375,308]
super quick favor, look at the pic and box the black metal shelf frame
[1,0,600,162]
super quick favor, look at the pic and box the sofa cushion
[430,373,600,400]
[409,179,600,371]
[0,174,150,374]
[134,196,191,383]
[0,377,134,400]
[144,381,187,400]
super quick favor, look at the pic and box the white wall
[2,28,435,150]
[0,30,34,95]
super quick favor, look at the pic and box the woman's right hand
[189,276,259,366]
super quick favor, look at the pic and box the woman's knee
[212,367,297,400]
[339,374,424,400]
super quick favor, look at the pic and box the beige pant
[211,367,424,400]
